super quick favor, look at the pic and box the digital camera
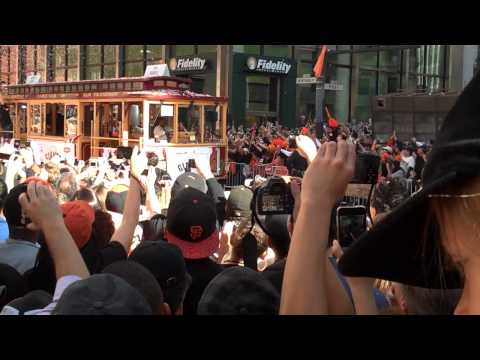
[256,177,294,216]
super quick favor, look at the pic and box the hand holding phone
[335,206,367,248]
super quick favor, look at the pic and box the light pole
[315,75,325,138]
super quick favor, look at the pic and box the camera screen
[261,194,284,213]
[338,214,366,248]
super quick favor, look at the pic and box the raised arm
[280,138,355,315]
[110,147,146,254]
[19,183,89,280]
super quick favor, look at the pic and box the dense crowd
[2,71,480,315]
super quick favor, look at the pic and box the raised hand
[194,154,214,180]
[301,140,356,208]
[18,182,63,232]
[129,146,148,191]
[295,135,318,163]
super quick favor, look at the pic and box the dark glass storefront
[230,53,297,128]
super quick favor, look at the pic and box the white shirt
[1,275,81,315]
[401,155,415,173]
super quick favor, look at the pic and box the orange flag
[313,45,328,78]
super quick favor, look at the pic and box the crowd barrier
[224,162,289,189]
[224,161,422,204]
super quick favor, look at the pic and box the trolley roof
[2,76,228,103]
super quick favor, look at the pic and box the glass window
[325,66,351,123]
[246,75,278,113]
[358,51,377,69]
[67,45,79,66]
[104,45,116,63]
[30,105,42,135]
[126,45,144,61]
[5,104,15,136]
[379,50,401,73]
[126,103,143,139]
[146,45,162,62]
[204,105,223,143]
[174,45,195,56]
[355,70,376,121]
[66,105,78,137]
[104,64,116,79]
[55,68,65,82]
[329,52,351,66]
[178,104,201,143]
[126,62,144,77]
[45,103,65,137]
[98,103,122,139]
[55,46,66,67]
[37,46,46,75]
[233,45,261,54]
[83,104,93,137]
[18,104,27,134]
[149,104,174,142]
[85,65,101,80]
[378,72,400,94]
[198,45,217,53]
[263,45,290,58]
[86,45,101,65]
[298,62,313,76]
[67,68,78,81]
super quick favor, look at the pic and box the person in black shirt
[164,188,223,315]
[414,146,427,182]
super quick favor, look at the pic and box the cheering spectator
[130,241,192,315]
[0,179,9,243]
[0,183,41,274]
[165,187,222,315]
[197,267,280,315]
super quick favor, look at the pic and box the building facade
[1,45,477,128]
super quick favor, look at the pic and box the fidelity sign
[169,57,207,72]
[246,56,292,74]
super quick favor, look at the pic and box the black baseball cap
[0,263,27,309]
[166,187,218,259]
[226,186,253,219]
[4,183,28,229]
[130,241,192,313]
[52,274,153,315]
[102,260,164,314]
[4,290,52,315]
[171,172,207,199]
[105,190,128,214]
[197,267,280,315]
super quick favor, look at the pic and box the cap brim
[166,231,219,260]
[338,172,463,289]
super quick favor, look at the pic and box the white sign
[246,56,292,74]
[296,77,318,85]
[0,138,15,155]
[161,104,174,117]
[164,146,212,182]
[144,64,170,78]
[30,140,75,164]
[170,57,207,72]
[324,82,344,91]
[26,74,41,84]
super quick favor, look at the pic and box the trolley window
[126,102,143,140]
[45,103,65,137]
[18,104,28,135]
[149,104,174,142]
[66,105,78,137]
[178,104,201,144]
[98,103,121,138]
[30,104,42,135]
[204,105,223,143]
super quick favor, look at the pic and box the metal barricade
[224,162,252,189]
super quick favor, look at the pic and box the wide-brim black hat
[339,71,480,289]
